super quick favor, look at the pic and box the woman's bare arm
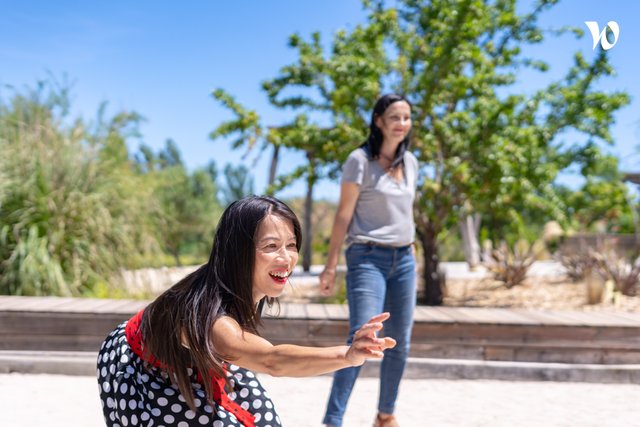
[211,312,395,377]
[319,182,360,296]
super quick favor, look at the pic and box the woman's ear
[374,114,382,129]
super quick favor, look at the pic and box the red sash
[125,310,255,427]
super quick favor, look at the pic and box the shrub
[484,240,542,288]
[0,82,158,296]
[590,248,639,297]
[554,251,595,282]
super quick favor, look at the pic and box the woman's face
[252,214,299,303]
[375,100,412,145]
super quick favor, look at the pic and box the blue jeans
[322,243,417,427]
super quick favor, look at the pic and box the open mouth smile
[269,270,290,284]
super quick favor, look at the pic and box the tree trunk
[172,249,182,267]
[302,152,315,272]
[459,213,481,269]
[630,198,640,258]
[267,144,280,189]
[417,224,444,305]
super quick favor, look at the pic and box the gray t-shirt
[341,147,418,247]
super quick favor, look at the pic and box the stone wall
[119,265,198,295]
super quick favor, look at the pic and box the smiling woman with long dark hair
[97,195,395,427]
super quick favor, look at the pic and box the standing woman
[320,94,418,427]
[97,195,396,427]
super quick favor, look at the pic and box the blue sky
[1,0,639,201]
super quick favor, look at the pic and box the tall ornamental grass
[0,83,158,296]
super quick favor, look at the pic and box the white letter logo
[584,21,620,50]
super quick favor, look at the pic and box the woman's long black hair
[361,93,412,170]
[140,195,302,410]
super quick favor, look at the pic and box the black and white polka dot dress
[97,311,282,427]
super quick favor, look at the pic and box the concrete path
[1,372,638,427]
[4,351,638,383]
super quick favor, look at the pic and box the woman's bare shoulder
[212,315,242,335]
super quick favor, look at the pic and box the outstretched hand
[346,312,396,366]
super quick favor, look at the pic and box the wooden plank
[523,324,598,342]
[2,296,640,366]
[0,296,141,314]
[532,310,587,326]
[416,306,538,325]
[604,311,640,325]
[0,296,43,310]
[0,296,75,311]
[431,307,482,323]
[91,299,148,314]
[0,296,38,310]
[480,308,543,324]
[510,309,577,326]
[592,325,640,343]
[452,307,537,325]
[411,322,626,344]
[445,307,499,324]
[0,333,107,352]
[456,324,539,343]
[413,307,456,323]
[497,309,546,325]
[0,313,126,335]
[533,310,640,328]
[507,346,628,364]
[261,319,312,340]
[563,311,640,327]
[304,304,328,320]
[46,298,116,312]
[409,343,486,360]
[323,304,349,320]
[280,303,307,319]
[308,319,349,340]
[0,296,25,309]
[24,297,81,311]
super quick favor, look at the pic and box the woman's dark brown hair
[361,93,412,170]
[140,195,302,410]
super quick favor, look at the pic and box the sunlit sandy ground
[1,373,638,426]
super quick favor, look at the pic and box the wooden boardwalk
[1,296,639,365]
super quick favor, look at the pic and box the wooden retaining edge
[1,296,640,364]
[1,351,639,384]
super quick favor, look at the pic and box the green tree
[560,146,633,233]
[0,81,158,295]
[219,163,255,206]
[385,0,628,303]
[211,0,629,302]
[134,141,222,265]
[211,16,393,271]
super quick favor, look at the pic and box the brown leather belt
[355,241,412,250]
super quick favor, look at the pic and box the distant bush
[484,240,544,288]
[0,81,158,296]
[590,248,639,297]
